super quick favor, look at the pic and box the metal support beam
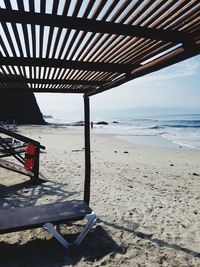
[84,94,91,205]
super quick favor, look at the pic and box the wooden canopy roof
[0,0,199,96]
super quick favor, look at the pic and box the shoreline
[45,112,200,151]
[115,134,180,149]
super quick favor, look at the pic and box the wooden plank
[0,78,104,86]
[16,0,25,11]
[108,0,133,22]
[0,0,198,97]
[74,0,129,62]
[0,9,192,44]
[67,0,112,61]
[101,38,154,64]
[0,200,92,234]
[73,1,123,62]
[0,137,24,164]
[143,1,176,28]
[0,34,10,57]
[119,1,142,24]
[87,46,200,96]
[1,22,17,57]
[0,127,45,149]
[125,0,155,25]
[60,0,87,85]
[171,9,200,31]
[0,87,92,94]
[0,57,131,73]
[127,42,172,65]
[82,35,127,63]
[119,40,158,64]
[0,158,32,177]
[157,1,199,30]
[135,0,168,26]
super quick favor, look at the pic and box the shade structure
[0,0,199,95]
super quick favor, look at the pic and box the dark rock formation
[96,121,108,125]
[0,73,45,124]
[0,91,45,124]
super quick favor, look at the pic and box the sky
[35,55,200,117]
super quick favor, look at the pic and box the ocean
[45,112,200,150]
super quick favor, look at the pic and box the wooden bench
[0,200,92,234]
[0,200,96,248]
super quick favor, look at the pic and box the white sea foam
[45,113,200,149]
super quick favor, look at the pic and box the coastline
[0,125,200,266]
[115,134,180,149]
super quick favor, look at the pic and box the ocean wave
[147,125,160,129]
[165,120,200,123]
[163,124,200,128]
[48,114,200,149]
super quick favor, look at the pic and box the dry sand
[0,125,200,267]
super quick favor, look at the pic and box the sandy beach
[0,125,200,267]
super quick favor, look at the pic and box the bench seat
[0,200,92,234]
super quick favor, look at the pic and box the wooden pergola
[0,0,199,248]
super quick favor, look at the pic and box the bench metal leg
[43,212,97,249]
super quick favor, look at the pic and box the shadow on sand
[0,178,77,208]
[0,225,124,266]
[0,178,125,266]
[98,218,200,258]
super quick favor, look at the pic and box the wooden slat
[89,0,163,63]
[0,0,198,95]
[0,9,193,44]
[158,1,199,30]
[135,0,168,26]
[0,128,45,153]
[0,57,132,73]
[0,87,88,93]
[88,46,200,96]
[1,22,17,57]
[116,40,158,64]
[0,158,32,178]
[141,1,177,27]
[126,0,156,25]
[0,77,103,86]
[74,1,133,62]
[119,1,142,24]
[0,33,10,57]
[70,0,118,62]
[66,0,141,68]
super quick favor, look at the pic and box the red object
[24,143,36,171]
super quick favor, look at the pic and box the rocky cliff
[0,90,45,124]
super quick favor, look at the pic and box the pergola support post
[84,94,91,205]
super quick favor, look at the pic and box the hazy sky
[35,55,200,116]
